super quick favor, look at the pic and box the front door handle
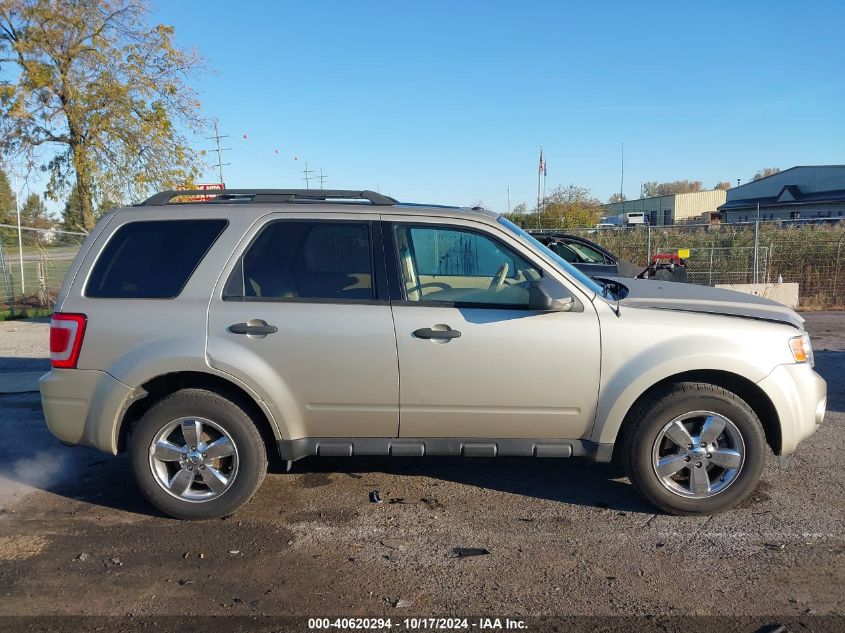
[228,321,278,336]
[413,327,461,340]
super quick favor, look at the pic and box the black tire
[623,382,766,515]
[130,388,268,520]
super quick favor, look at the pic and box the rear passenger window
[237,221,374,301]
[86,220,227,299]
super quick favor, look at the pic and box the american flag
[538,149,544,174]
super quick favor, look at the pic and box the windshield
[497,217,604,296]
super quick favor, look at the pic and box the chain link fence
[1,220,844,313]
[0,224,87,315]
[562,220,845,308]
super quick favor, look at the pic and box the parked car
[41,189,826,519]
[530,232,645,278]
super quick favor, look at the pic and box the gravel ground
[0,314,842,630]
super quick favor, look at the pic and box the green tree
[61,184,84,232]
[0,167,15,225]
[642,180,704,197]
[20,191,49,227]
[0,0,206,230]
[752,167,780,181]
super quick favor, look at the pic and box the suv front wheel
[130,388,268,520]
[623,382,767,515]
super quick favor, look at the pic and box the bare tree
[642,180,704,197]
[752,167,781,181]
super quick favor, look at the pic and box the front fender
[589,304,795,447]
[592,347,768,446]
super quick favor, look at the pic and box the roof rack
[139,189,398,206]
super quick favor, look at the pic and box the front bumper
[756,363,827,455]
[40,368,133,454]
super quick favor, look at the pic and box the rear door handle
[413,327,461,340]
[228,321,278,336]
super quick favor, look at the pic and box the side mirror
[528,278,578,312]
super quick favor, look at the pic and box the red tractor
[647,251,689,283]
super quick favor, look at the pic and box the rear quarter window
[85,219,228,299]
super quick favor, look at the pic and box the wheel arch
[116,371,281,462]
[612,369,781,459]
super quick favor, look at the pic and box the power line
[206,120,231,185]
[302,162,316,189]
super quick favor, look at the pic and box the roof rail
[139,189,398,206]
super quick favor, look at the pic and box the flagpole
[542,165,547,214]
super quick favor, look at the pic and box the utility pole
[7,164,25,296]
[302,162,315,189]
[753,201,760,284]
[316,168,327,190]
[206,120,231,185]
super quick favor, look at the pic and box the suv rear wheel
[130,388,267,520]
[623,382,766,515]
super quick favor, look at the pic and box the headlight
[789,333,814,366]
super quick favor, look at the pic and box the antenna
[620,142,624,201]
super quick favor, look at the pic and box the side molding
[277,437,615,462]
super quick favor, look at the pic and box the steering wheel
[488,262,509,292]
[418,282,452,292]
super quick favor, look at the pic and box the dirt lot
[0,313,842,630]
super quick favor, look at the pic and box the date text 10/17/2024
[307,618,528,630]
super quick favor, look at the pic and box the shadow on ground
[0,391,650,517]
[814,350,844,413]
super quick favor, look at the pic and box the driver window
[395,225,541,306]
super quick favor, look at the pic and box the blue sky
[21,0,845,213]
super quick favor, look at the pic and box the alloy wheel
[148,416,239,502]
[651,411,745,498]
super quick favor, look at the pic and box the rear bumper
[757,363,827,455]
[39,368,133,454]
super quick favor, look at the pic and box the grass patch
[0,307,53,322]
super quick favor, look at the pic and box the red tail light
[50,313,87,369]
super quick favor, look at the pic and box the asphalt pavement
[0,314,842,629]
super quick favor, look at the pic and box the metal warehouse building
[603,189,727,225]
[719,165,845,223]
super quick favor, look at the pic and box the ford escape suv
[40,189,827,520]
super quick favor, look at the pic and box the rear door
[384,216,601,440]
[207,213,399,440]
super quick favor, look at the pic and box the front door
[387,218,601,439]
[207,216,399,440]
